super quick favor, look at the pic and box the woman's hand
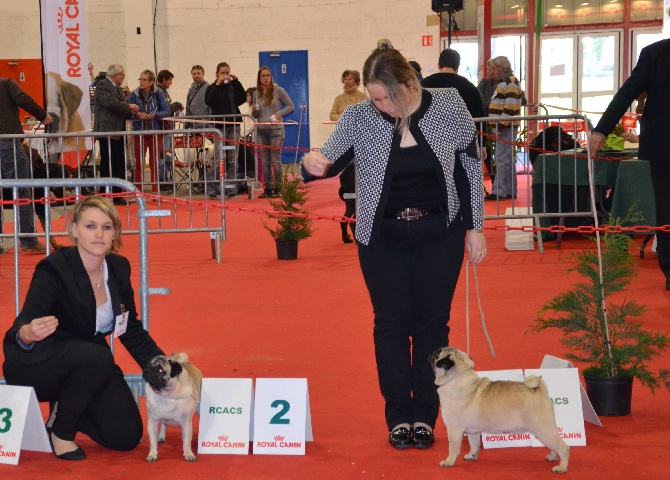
[270,114,279,123]
[19,316,58,344]
[302,151,332,177]
[465,230,486,265]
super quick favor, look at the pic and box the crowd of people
[89,62,296,200]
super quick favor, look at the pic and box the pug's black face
[143,356,183,393]
[430,347,455,372]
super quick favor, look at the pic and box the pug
[142,353,203,462]
[431,347,569,474]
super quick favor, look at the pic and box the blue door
[258,50,309,164]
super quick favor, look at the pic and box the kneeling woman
[2,196,165,460]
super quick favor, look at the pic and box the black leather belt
[383,205,445,221]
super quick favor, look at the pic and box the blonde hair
[68,196,123,252]
[363,45,421,131]
[140,69,156,83]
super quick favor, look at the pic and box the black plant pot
[275,240,299,260]
[583,375,633,416]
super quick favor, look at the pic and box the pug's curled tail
[524,375,548,394]
[170,352,189,364]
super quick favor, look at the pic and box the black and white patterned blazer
[302,88,484,246]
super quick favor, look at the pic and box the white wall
[1,0,443,146]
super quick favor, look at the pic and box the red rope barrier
[3,194,669,233]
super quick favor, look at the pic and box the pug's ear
[168,360,183,378]
[459,351,475,369]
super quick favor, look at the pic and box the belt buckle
[400,208,421,221]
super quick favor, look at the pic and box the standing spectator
[423,48,486,167]
[408,60,423,84]
[128,70,170,193]
[302,43,485,450]
[155,69,183,187]
[486,56,522,201]
[329,70,367,121]
[204,62,246,198]
[240,87,260,187]
[0,77,53,253]
[477,59,496,115]
[422,49,485,123]
[252,67,294,198]
[156,70,184,117]
[185,65,210,123]
[241,87,257,140]
[589,38,670,290]
[477,59,496,185]
[93,64,140,204]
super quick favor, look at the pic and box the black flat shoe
[49,434,86,461]
[388,427,412,449]
[411,426,435,449]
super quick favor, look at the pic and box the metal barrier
[1,128,227,260]
[167,114,259,198]
[473,113,604,253]
[0,177,168,400]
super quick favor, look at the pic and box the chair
[165,133,210,193]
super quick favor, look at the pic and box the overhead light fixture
[556,1,563,6]
[581,1,589,5]
[512,4,519,8]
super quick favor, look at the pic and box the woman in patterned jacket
[302,44,486,450]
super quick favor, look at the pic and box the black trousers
[649,161,670,279]
[358,213,465,430]
[2,339,143,450]
[99,137,127,194]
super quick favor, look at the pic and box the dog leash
[465,263,495,358]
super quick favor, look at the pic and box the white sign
[540,354,601,427]
[0,386,51,465]
[252,378,313,455]
[525,368,587,447]
[198,378,253,455]
[478,370,533,449]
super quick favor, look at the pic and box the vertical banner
[40,0,92,156]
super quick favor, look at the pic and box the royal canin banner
[40,0,91,153]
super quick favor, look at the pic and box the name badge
[114,311,129,337]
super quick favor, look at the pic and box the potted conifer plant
[529,210,670,415]
[263,172,314,260]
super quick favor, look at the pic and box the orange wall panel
[0,58,45,122]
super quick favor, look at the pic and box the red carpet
[1,176,669,479]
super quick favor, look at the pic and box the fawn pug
[431,347,569,473]
[143,353,202,462]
